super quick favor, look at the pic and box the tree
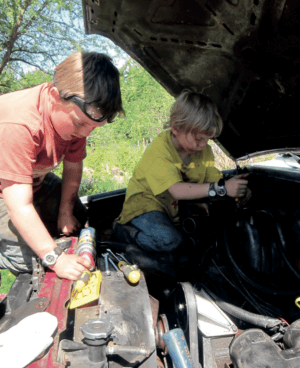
[0,0,126,92]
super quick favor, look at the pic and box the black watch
[208,182,217,197]
[216,178,227,197]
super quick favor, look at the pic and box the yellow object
[295,296,300,308]
[69,270,102,309]
[116,131,222,225]
[118,261,141,284]
[70,270,92,301]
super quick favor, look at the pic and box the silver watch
[42,247,64,267]
[216,178,227,196]
[208,182,217,197]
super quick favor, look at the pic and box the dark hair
[164,89,223,137]
[53,52,124,120]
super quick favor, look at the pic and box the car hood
[82,0,300,160]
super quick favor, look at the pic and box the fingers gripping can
[76,227,97,271]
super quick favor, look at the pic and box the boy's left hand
[58,213,81,236]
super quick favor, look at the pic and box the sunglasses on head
[69,96,115,123]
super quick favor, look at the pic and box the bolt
[108,257,122,277]
[108,257,119,272]
[102,253,111,276]
[106,249,120,262]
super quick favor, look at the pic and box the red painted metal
[28,237,77,368]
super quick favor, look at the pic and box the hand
[225,173,249,198]
[236,188,252,208]
[58,212,81,236]
[194,202,209,214]
[52,252,92,280]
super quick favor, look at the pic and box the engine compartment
[2,165,300,367]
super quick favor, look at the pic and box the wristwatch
[216,178,227,196]
[208,182,217,197]
[42,246,64,267]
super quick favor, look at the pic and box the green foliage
[17,69,52,89]
[89,59,174,146]
[0,68,19,93]
[0,269,16,294]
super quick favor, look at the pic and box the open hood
[82,0,300,159]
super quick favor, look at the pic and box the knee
[137,226,183,252]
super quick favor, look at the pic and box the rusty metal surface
[74,305,100,342]
[211,336,234,368]
[149,295,159,330]
[27,237,77,368]
[91,261,157,368]
[31,257,46,299]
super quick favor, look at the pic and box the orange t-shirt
[0,83,86,196]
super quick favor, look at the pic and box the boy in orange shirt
[0,52,124,280]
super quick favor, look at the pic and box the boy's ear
[171,126,179,136]
[49,86,60,99]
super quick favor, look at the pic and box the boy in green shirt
[114,90,250,254]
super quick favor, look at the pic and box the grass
[0,269,16,294]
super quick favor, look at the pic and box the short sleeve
[204,145,223,182]
[145,157,182,196]
[0,124,37,183]
[64,137,87,163]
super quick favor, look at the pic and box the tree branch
[8,58,51,74]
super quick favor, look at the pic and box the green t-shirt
[117,130,222,224]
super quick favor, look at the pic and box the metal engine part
[230,327,300,368]
[58,257,157,368]
[174,282,237,368]
[174,282,200,367]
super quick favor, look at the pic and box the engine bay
[2,165,300,367]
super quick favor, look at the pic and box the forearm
[168,182,210,200]
[7,203,57,259]
[60,160,83,215]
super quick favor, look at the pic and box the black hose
[204,289,285,332]
[266,210,300,281]
[232,267,278,317]
[211,259,270,316]
[223,225,300,295]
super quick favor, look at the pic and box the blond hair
[165,89,223,137]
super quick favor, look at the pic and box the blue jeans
[114,211,183,252]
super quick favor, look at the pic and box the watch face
[217,187,227,196]
[43,253,57,266]
[209,189,216,197]
[208,183,216,197]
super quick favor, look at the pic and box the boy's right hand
[225,173,249,198]
[51,253,92,281]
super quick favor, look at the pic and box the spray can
[76,227,97,271]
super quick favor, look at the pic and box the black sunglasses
[69,96,115,123]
